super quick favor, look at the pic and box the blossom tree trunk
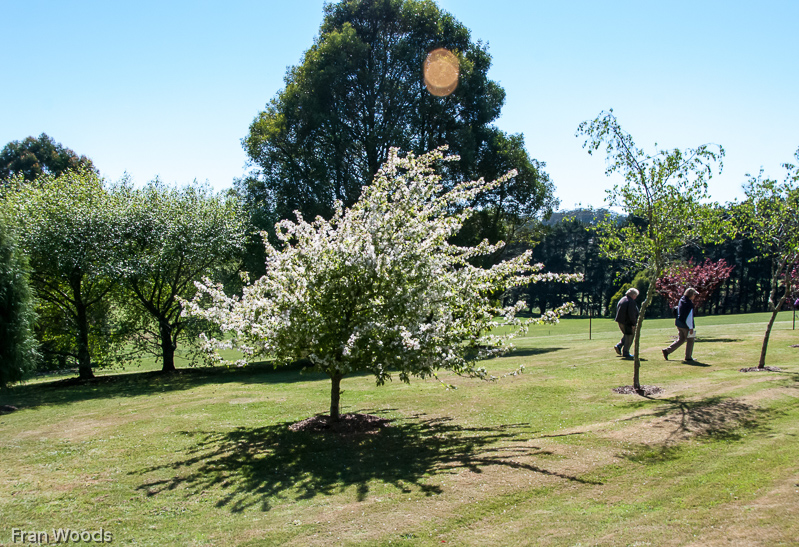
[330,374,343,422]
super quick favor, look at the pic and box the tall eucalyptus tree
[240,0,555,271]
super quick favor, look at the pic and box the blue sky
[2,0,797,210]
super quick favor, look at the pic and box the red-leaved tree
[655,258,734,310]
[784,261,799,308]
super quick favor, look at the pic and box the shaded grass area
[132,415,600,515]
[6,361,324,411]
[1,312,798,545]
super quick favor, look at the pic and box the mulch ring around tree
[739,366,782,373]
[289,413,392,435]
[612,385,664,396]
[0,405,19,415]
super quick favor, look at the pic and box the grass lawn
[1,311,798,546]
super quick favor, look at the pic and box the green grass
[1,311,798,546]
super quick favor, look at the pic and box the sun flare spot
[423,48,459,97]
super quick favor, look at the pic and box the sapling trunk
[759,282,790,368]
[631,277,658,391]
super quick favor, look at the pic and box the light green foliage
[118,181,247,372]
[0,212,38,387]
[576,110,728,388]
[3,169,127,379]
[735,148,799,367]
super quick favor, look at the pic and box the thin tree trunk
[759,282,790,368]
[632,276,658,391]
[72,275,95,380]
[330,373,343,422]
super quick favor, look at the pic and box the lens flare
[423,48,459,97]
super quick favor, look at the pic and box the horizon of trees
[527,210,788,319]
[1,150,795,385]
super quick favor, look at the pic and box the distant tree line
[1,137,794,387]
[525,208,793,319]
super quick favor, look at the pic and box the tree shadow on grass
[771,370,799,390]
[0,361,332,410]
[131,412,601,513]
[505,347,567,358]
[681,360,712,367]
[696,337,743,343]
[618,395,776,464]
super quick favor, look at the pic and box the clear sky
[2,0,797,211]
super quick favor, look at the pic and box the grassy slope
[1,311,797,546]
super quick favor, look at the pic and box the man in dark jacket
[662,287,697,362]
[614,288,640,358]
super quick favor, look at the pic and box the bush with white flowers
[183,148,580,420]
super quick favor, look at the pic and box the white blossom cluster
[182,147,581,384]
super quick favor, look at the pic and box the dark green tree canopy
[0,133,96,182]
[0,213,38,388]
[241,0,555,239]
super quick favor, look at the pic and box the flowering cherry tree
[183,148,580,421]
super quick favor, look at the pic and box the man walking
[662,287,698,362]
[614,288,639,359]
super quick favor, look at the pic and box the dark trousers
[616,322,634,356]
[665,327,694,359]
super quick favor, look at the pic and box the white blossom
[183,147,581,392]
